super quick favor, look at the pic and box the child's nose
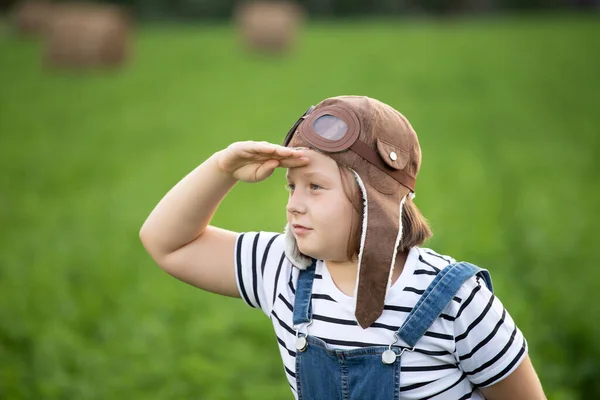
[286,192,306,215]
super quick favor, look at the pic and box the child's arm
[479,355,546,399]
[139,141,307,297]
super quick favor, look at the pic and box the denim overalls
[292,261,493,400]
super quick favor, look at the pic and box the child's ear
[283,223,312,269]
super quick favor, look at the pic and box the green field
[1,14,599,399]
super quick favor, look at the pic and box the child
[140,96,545,399]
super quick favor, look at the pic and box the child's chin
[297,245,322,260]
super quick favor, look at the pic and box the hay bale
[12,0,53,36]
[234,1,304,54]
[43,3,131,69]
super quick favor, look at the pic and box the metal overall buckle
[295,320,313,352]
[382,331,415,365]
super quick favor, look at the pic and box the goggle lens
[312,115,348,141]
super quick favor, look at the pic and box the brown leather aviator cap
[283,95,422,329]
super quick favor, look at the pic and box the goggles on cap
[283,105,416,192]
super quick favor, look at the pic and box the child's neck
[326,251,408,297]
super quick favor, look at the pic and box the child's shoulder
[414,246,458,268]
[236,230,289,269]
[238,230,285,248]
[411,246,491,300]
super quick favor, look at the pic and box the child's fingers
[274,146,305,158]
[263,158,281,170]
[249,141,284,154]
[247,149,306,163]
[278,156,309,168]
[248,142,304,158]
[254,159,280,181]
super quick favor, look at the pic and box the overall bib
[292,261,493,400]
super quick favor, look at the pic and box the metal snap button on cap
[389,152,397,161]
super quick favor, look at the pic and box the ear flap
[351,170,412,329]
[283,223,312,270]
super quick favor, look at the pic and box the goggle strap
[283,105,315,146]
[350,139,416,192]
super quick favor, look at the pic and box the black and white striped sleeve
[453,277,528,388]
[234,231,286,316]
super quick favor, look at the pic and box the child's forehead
[286,169,336,182]
[286,149,339,180]
[291,147,332,162]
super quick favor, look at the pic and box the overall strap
[397,262,492,348]
[292,259,318,326]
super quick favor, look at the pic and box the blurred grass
[1,13,599,399]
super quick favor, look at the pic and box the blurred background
[0,0,599,399]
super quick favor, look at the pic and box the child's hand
[216,141,309,183]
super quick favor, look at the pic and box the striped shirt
[235,231,528,399]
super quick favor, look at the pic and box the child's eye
[286,183,295,191]
[310,184,322,191]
